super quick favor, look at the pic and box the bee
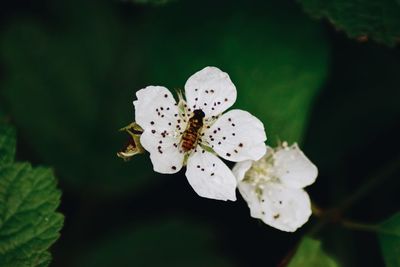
[181,109,205,152]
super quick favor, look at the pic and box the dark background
[1,0,399,266]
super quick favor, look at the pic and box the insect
[180,109,205,152]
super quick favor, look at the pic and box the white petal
[140,131,184,174]
[239,182,312,232]
[232,160,253,182]
[185,150,237,201]
[272,144,318,188]
[184,67,237,117]
[134,86,183,132]
[204,109,266,162]
[237,182,262,217]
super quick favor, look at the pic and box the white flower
[233,142,317,232]
[133,67,267,201]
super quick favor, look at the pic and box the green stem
[341,219,400,236]
[308,155,400,236]
[311,202,323,217]
[341,220,379,233]
[338,155,400,213]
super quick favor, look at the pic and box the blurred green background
[0,0,399,266]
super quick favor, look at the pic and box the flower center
[243,155,279,186]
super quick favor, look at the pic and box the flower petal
[140,131,184,174]
[185,67,237,117]
[239,182,312,232]
[204,109,266,162]
[272,144,318,188]
[185,150,237,201]
[134,86,183,132]
[232,160,253,182]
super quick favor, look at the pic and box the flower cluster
[130,66,317,231]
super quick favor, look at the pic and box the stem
[338,155,400,213]
[308,156,400,237]
[311,202,323,217]
[309,202,341,236]
[341,219,400,237]
[341,220,379,233]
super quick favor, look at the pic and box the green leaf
[0,163,64,267]
[136,1,330,145]
[299,0,400,46]
[288,237,339,267]
[378,212,400,267]
[0,120,63,267]
[77,220,234,267]
[0,119,16,167]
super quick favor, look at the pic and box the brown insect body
[181,109,205,152]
